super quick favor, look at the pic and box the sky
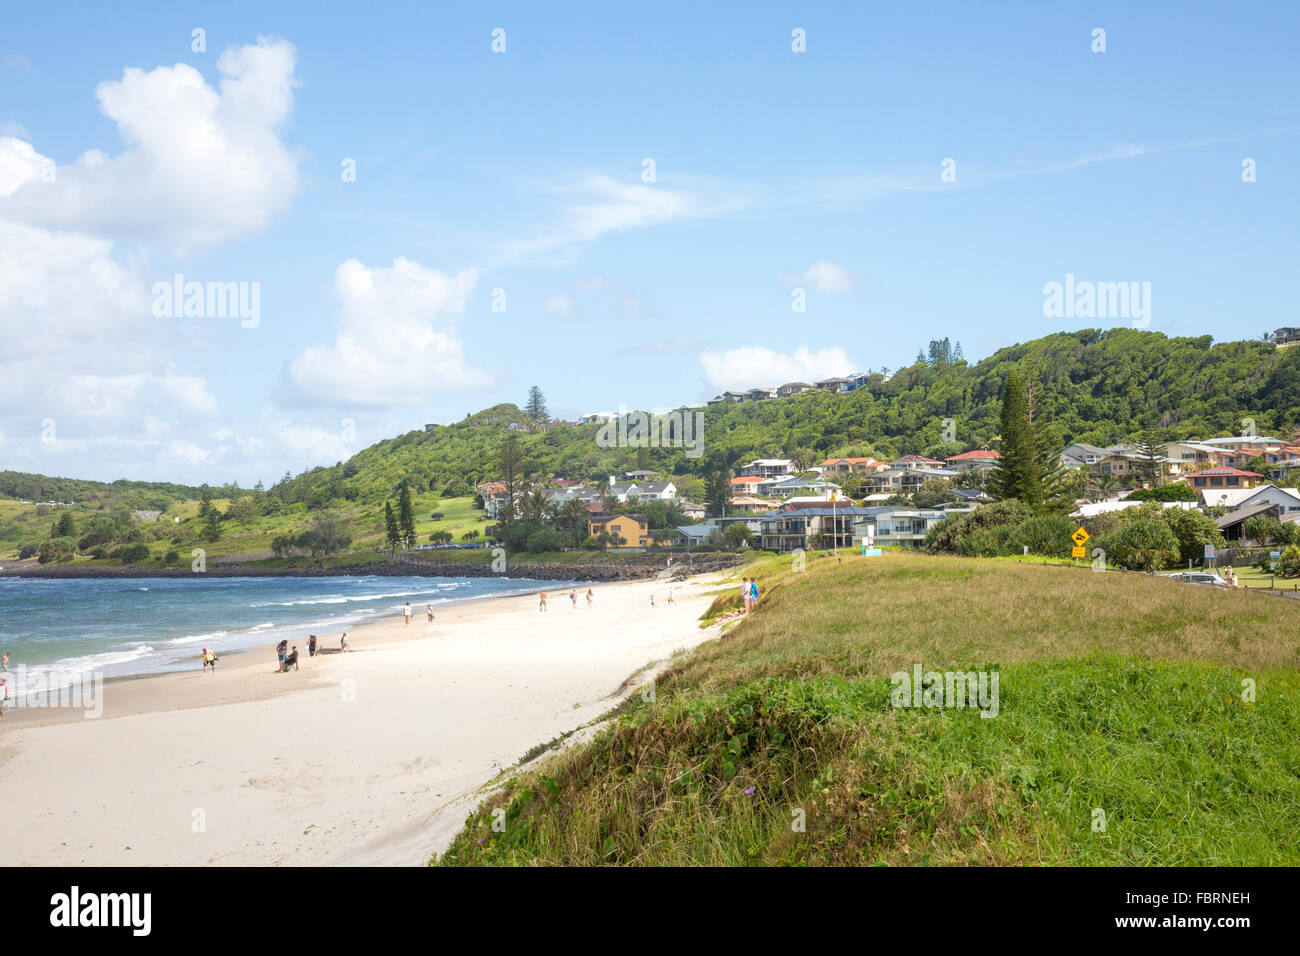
[0,1,1296,486]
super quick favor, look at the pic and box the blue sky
[1,1,1296,485]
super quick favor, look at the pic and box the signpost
[1204,543,1216,570]
[1071,527,1089,563]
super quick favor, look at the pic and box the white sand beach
[0,574,724,866]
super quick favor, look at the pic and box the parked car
[1164,571,1228,587]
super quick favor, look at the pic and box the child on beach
[404,602,413,626]
[650,593,656,608]
[341,632,350,652]
[276,640,288,672]
[539,590,548,612]
[667,587,675,605]
[586,588,593,606]
[427,603,434,622]
[570,589,577,609]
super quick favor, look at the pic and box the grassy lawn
[437,550,1300,866]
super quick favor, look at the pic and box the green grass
[435,551,1300,866]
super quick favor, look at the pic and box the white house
[1226,484,1300,516]
[739,458,792,479]
[634,481,677,501]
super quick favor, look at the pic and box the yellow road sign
[1072,527,1090,546]
[1071,545,1087,558]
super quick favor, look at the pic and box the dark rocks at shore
[0,554,743,582]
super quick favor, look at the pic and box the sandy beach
[0,573,725,866]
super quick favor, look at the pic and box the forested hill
[0,472,202,510]
[5,328,1299,510]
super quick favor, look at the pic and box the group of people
[539,588,594,611]
[402,602,437,625]
[1222,566,1239,587]
[740,576,761,611]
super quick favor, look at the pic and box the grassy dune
[436,551,1300,866]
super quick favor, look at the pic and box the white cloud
[781,260,860,294]
[543,293,576,317]
[505,173,745,264]
[698,345,857,391]
[280,257,491,408]
[0,36,300,250]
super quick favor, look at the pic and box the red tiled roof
[946,449,1000,461]
[1195,468,1262,477]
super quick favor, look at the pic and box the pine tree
[498,434,524,523]
[1135,432,1166,487]
[525,386,549,424]
[384,501,401,553]
[990,367,1043,506]
[397,479,415,549]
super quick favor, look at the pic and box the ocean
[0,575,552,694]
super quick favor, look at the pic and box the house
[950,488,993,504]
[1062,443,1109,466]
[739,458,793,479]
[1186,468,1263,493]
[1196,486,1259,510]
[1225,484,1300,516]
[815,376,856,394]
[674,524,714,547]
[577,411,618,424]
[728,495,778,513]
[1216,503,1281,544]
[1220,445,1291,468]
[820,457,881,476]
[423,423,439,432]
[889,455,947,471]
[1274,327,1300,346]
[777,382,814,397]
[607,480,639,503]
[853,507,970,549]
[676,500,707,520]
[729,475,767,496]
[588,513,651,547]
[634,481,677,501]
[477,481,513,519]
[1198,435,1286,455]
[763,476,843,499]
[623,469,659,480]
[744,386,778,401]
[863,465,959,494]
[945,450,1000,474]
[758,504,874,552]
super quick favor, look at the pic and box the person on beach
[276,639,288,673]
[341,632,350,652]
[539,590,548,612]
[649,593,656,608]
[740,577,751,612]
[570,589,577,609]
[427,603,434,622]
[750,579,760,607]
[308,634,318,657]
[2,651,8,671]
[201,647,217,674]
[667,586,675,606]
[404,602,413,626]
[586,588,593,606]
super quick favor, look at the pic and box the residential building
[1225,484,1300,516]
[677,500,707,520]
[777,382,814,397]
[863,465,959,494]
[821,456,881,476]
[744,386,778,401]
[423,423,439,432]
[1186,467,1263,493]
[1198,435,1286,455]
[478,481,513,519]
[728,495,778,513]
[623,469,659,480]
[889,455,947,471]
[578,411,618,424]
[1216,503,1281,544]
[853,507,971,549]
[815,376,856,394]
[945,450,1001,474]
[729,475,768,496]
[759,504,873,552]
[634,481,677,501]
[587,513,652,547]
[739,458,792,479]
[1274,327,1300,346]
[1196,486,1259,510]
[764,476,843,499]
[1062,443,1109,466]
[607,480,639,503]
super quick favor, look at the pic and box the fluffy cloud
[0,37,300,250]
[781,260,860,294]
[698,345,857,391]
[280,257,491,408]
[0,38,302,480]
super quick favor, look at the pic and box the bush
[164,550,180,565]
[525,528,563,553]
[120,543,151,564]
[1104,518,1180,572]
[925,499,1032,553]
[18,543,38,560]
[90,546,109,559]
[1279,545,1300,578]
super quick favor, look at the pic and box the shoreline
[0,570,733,865]
[0,553,740,582]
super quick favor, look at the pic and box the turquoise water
[0,575,553,693]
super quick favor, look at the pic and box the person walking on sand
[341,632,350,652]
[570,589,577,609]
[650,592,656,608]
[427,603,434,622]
[201,647,217,674]
[404,602,413,626]
[308,634,318,657]
[667,586,675,606]
[276,639,288,673]
[586,588,593,606]
[539,590,548,612]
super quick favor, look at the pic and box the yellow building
[588,513,651,547]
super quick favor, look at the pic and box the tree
[723,523,752,547]
[397,479,415,548]
[704,456,731,518]
[989,368,1043,506]
[201,508,223,542]
[384,501,401,553]
[198,484,213,518]
[1110,519,1179,572]
[1134,431,1167,487]
[525,386,549,424]
[308,512,352,555]
[498,434,525,524]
